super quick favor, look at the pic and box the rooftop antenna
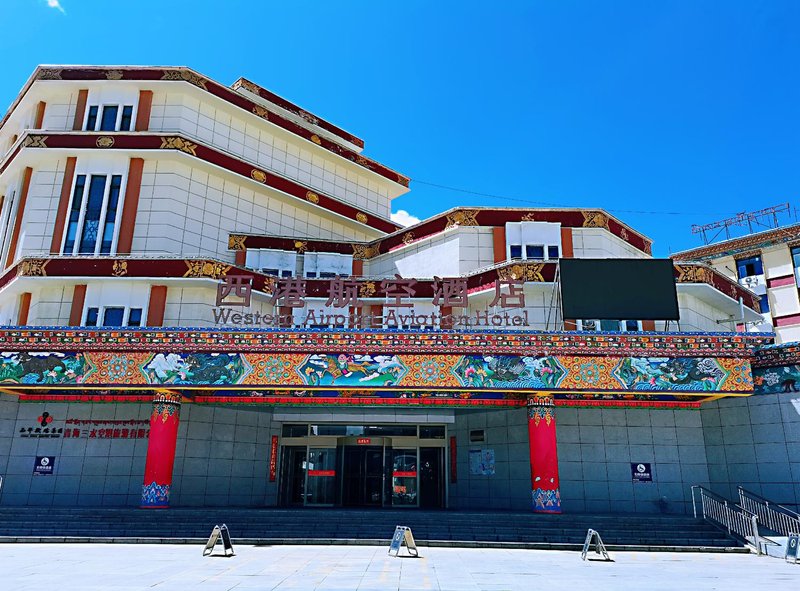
[691,203,791,245]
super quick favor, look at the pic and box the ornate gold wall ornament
[17,259,48,277]
[402,232,415,245]
[251,169,267,183]
[643,241,653,255]
[252,106,270,120]
[352,243,381,260]
[183,260,231,280]
[581,211,610,229]
[521,212,537,221]
[159,137,198,156]
[112,260,128,277]
[619,228,629,241]
[37,69,62,80]
[445,209,480,229]
[310,134,322,145]
[293,241,308,253]
[105,70,124,80]
[228,234,247,251]
[96,136,115,148]
[306,191,320,204]
[497,263,545,282]
[23,135,48,148]
[355,155,370,167]
[161,69,208,90]
[356,212,369,224]
[675,264,713,284]
[359,281,376,298]
[397,174,410,187]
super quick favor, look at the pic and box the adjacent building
[674,224,800,343]
[0,66,797,514]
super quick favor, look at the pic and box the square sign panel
[560,258,679,320]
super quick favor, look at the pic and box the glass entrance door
[279,446,307,506]
[341,445,386,506]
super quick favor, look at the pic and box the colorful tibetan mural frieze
[0,351,753,393]
[753,364,800,394]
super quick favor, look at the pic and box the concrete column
[141,391,181,508]
[527,394,561,513]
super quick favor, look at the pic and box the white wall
[571,228,650,259]
[132,158,375,260]
[148,88,395,220]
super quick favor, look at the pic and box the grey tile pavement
[1,543,798,591]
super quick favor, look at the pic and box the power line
[411,179,743,217]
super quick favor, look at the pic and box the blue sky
[1,1,798,255]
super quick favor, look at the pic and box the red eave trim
[234,208,652,258]
[232,77,364,149]
[4,66,407,187]
[10,131,401,234]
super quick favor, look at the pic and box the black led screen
[559,258,679,320]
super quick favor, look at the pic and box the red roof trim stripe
[4,67,406,187]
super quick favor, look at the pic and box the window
[525,245,544,259]
[509,244,522,259]
[63,174,123,255]
[759,294,770,314]
[120,106,133,131]
[792,246,800,268]
[548,245,560,259]
[579,319,641,332]
[84,306,143,327]
[84,104,134,132]
[736,255,763,279]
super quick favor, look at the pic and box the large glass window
[63,174,123,255]
[85,104,134,132]
[84,306,143,327]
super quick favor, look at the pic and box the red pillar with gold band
[527,394,561,513]
[141,391,181,508]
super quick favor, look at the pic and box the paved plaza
[0,543,797,591]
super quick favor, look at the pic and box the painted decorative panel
[0,351,753,394]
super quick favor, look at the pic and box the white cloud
[391,209,421,227]
[46,0,66,13]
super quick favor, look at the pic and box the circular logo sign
[637,464,646,473]
[39,457,50,467]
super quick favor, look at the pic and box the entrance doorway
[341,444,387,506]
[279,446,307,506]
[278,423,447,508]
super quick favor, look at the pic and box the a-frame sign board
[388,526,419,557]
[203,524,235,557]
[581,529,612,562]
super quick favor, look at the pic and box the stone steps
[0,507,739,549]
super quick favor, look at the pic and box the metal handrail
[738,486,800,537]
[691,485,763,555]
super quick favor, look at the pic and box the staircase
[0,507,744,551]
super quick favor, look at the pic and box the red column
[527,395,561,513]
[141,392,181,508]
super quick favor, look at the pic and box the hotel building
[0,66,797,514]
